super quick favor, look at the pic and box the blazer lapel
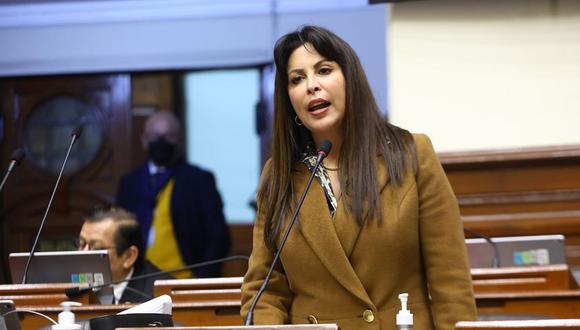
[332,202,363,259]
[333,158,388,258]
[292,166,372,306]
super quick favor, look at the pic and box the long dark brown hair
[259,25,417,248]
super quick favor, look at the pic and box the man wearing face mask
[116,111,230,278]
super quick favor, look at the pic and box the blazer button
[307,315,318,324]
[362,309,375,323]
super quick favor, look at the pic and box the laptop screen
[9,250,112,285]
[466,234,566,268]
[9,250,114,303]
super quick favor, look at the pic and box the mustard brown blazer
[241,134,477,330]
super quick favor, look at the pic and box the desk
[476,290,580,319]
[14,290,580,327]
[471,264,577,293]
[456,319,580,329]
[118,326,339,330]
[0,283,97,306]
[15,291,580,327]
[17,301,242,329]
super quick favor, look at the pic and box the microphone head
[72,125,83,139]
[317,140,332,158]
[10,148,25,165]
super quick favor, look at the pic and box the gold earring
[295,115,303,126]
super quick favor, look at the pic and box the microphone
[464,227,501,268]
[245,140,332,326]
[65,255,250,299]
[21,126,83,284]
[0,148,25,193]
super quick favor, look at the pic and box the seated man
[77,207,165,304]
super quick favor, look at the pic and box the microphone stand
[0,149,25,193]
[245,141,331,326]
[21,128,82,284]
[464,227,501,268]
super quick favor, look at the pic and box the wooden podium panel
[456,319,580,329]
[471,264,577,293]
[476,290,580,319]
[0,283,97,306]
[15,301,243,329]
[154,277,243,303]
[16,302,242,329]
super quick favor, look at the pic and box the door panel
[0,74,131,283]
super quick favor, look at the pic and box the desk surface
[11,288,580,328]
[456,319,580,329]
[117,326,339,330]
[475,290,580,319]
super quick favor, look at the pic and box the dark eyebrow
[287,59,332,75]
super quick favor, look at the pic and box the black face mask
[148,137,176,166]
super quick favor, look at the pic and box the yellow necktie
[145,179,193,278]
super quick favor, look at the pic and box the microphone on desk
[65,255,250,300]
[0,148,25,193]
[464,227,501,268]
[21,126,83,284]
[244,140,332,326]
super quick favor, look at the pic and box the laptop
[9,250,114,303]
[466,234,567,268]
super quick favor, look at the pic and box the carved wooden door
[0,74,131,283]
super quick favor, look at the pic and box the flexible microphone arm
[245,140,332,326]
[464,227,501,268]
[65,255,250,298]
[123,285,153,301]
[21,127,83,284]
[0,149,25,193]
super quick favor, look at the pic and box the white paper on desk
[117,294,172,315]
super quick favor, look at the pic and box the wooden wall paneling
[129,72,176,171]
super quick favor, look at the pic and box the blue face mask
[148,137,176,166]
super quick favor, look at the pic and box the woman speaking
[241,25,476,330]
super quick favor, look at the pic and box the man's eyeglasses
[74,238,116,251]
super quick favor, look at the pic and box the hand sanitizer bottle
[51,301,82,330]
[396,293,413,330]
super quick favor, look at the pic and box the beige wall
[388,0,580,152]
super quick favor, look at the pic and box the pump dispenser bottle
[396,293,413,330]
[51,301,82,330]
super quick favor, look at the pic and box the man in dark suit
[78,207,162,303]
[116,111,230,278]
